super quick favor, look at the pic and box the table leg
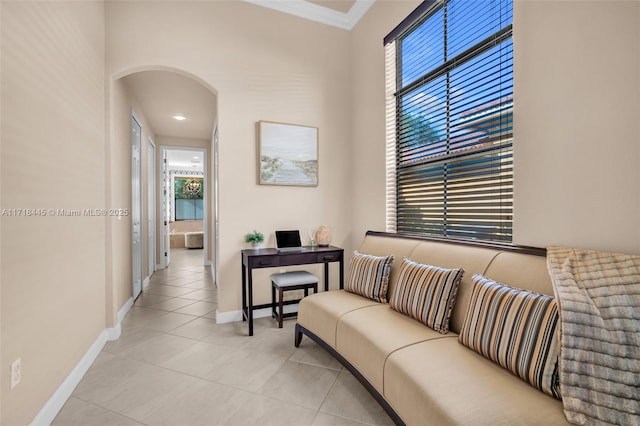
[241,261,247,322]
[339,258,344,289]
[248,269,254,336]
[324,262,329,291]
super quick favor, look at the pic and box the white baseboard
[142,276,150,290]
[30,323,121,426]
[30,298,133,425]
[215,304,298,324]
[117,297,133,323]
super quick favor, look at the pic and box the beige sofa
[295,231,569,425]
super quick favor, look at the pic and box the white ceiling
[166,149,205,171]
[244,0,374,30]
[122,70,217,141]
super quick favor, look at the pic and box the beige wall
[513,0,640,254]
[106,1,353,314]
[108,78,158,320]
[350,0,640,255]
[0,2,105,424]
[350,0,421,249]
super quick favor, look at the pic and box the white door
[131,113,143,300]
[161,148,170,268]
[147,138,156,276]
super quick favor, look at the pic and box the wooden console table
[240,246,344,336]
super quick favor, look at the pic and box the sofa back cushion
[344,251,394,303]
[405,241,499,334]
[458,274,561,399]
[389,258,464,334]
[358,235,421,297]
[356,233,553,335]
[483,251,554,297]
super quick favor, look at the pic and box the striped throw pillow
[389,258,464,334]
[459,274,561,399]
[344,251,394,303]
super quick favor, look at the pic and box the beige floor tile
[103,327,165,355]
[146,297,197,312]
[133,293,172,308]
[53,397,144,426]
[137,379,252,426]
[205,347,288,391]
[202,310,217,319]
[311,412,371,426]
[204,321,257,347]
[160,341,232,378]
[158,279,194,287]
[169,316,218,340]
[179,288,216,300]
[135,311,198,332]
[71,354,154,406]
[143,284,197,297]
[319,371,394,426]
[121,307,167,327]
[181,280,214,289]
[174,300,216,316]
[56,248,391,426]
[224,394,317,426]
[258,359,340,409]
[104,367,200,422]
[289,339,343,371]
[117,333,199,366]
[244,328,298,358]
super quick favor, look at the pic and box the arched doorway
[106,67,219,327]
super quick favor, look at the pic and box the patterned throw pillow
[344,251,394,303]
[458,274,561,399]
[389,258,464,334]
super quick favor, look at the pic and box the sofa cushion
[383,338,568,425]
[297,290,379,348]
[336,304,455,391]
[344,251,394,303]
[404,241,500,334]
[389,258,464,334]
[458,274,561,399]
[357,235,422,296]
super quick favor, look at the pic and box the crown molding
[243,0,375,30]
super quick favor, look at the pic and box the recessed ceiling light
[173,115,186,121]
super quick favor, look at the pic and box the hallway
[52,249,393,426]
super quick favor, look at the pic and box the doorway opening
[161,147,208,269]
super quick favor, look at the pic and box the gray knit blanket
[547,247,640,425]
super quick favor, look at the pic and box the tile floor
[53,248,393,426]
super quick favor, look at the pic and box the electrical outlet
[10,358,21,390]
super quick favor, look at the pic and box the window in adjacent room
[385,0,513,243]
[174,177,204,220]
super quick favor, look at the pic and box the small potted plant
[245,230,265,249]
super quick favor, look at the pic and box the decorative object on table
[245,230,265,249]
[315,224,331,247]
[257,120,318,187]
[307,228,318,247]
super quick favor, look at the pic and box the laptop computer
[275,230,303,252]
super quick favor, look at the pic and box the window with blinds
[385,0,513,243]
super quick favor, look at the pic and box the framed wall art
[257,120,318,186]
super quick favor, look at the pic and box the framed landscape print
[257,120,318,186]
